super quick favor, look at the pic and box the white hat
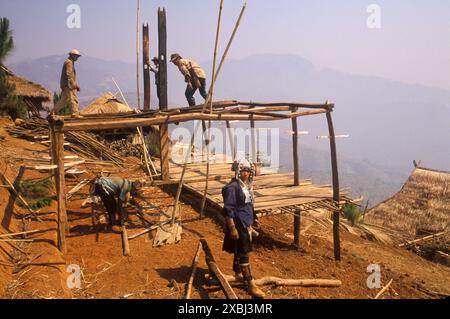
[69,49,82,56]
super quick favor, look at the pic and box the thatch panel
[1,65,52,101]
[366,167,450,237]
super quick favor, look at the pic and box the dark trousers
[185,78,208,107]
[94,183,121,226]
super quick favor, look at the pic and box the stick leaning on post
[172,1,248,226]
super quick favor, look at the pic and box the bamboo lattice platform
[168,161,349,217]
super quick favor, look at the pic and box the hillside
[0,118,449,299]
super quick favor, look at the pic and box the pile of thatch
[81,93,131,115]
[366,167,450,238]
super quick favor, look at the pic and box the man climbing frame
[170,53,208,107]
[222,159,266,298]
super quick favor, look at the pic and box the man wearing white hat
[53,49,82,117]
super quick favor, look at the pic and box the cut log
[206,274,342,288]
[200,239,238,299]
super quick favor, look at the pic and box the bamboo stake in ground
[121,225,130,256]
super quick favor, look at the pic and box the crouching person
[93,177,142,233]
[222,159,265,298]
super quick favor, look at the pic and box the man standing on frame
[53,49,82,118]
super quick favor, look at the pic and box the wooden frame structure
[48,100,343,260]
[47,6,345,262]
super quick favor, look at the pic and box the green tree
[0,18,14,64]
[0,17,26,120]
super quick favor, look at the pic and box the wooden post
[50,126,67,254]
[250,119,257,163]
[202,120,207,161]
[226,121,236,160]
[326,107,341,261]
[121,225,130,256]
[292,109,300,186]
[143,23,151,111]
[158,8,170,181]
[294,208,301,249]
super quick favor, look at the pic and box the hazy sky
[1,0,450,90]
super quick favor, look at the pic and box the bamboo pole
[185,242,203,299]
[170,1,248,226]
[201,0,224,218]
[111,78,156,180]
[250,119,257,163]
[136,0,141,109]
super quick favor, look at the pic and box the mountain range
[9,53,450,206]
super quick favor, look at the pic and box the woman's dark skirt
[222,219,252,255]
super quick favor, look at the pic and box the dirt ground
[0,118,449,299]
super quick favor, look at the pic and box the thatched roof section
[1,65,52,102]
[81,93,132,115]
[366,167,450,237]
